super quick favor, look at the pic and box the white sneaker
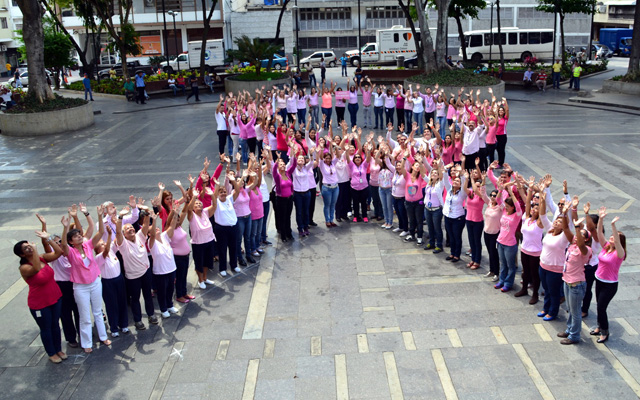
[234,267,242,273]
[111,331,120,338]
[392,227,402,233]
[404,235,413,241]
[121,328,130,334]
[168,307,178,314]
[399,231,410,237]
[204,279,215,285]
[161,311,170,319]
[380,224,387,228]
[198,281,206,289]
[347,212,353,218]
[385,225,393,230]
[484,271,494,278]
[220,271,228,277]
[417,238,423,245]
[251,251,260,257]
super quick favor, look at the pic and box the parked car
[300,51,337,68]
[98,60,156,79]
[403,55,419,69]
[240,54,289,70]
[8,70,54,87]
[591,43,613,60]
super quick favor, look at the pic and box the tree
[496,0,504,71]
[43,20,75,90]
[398,0,424,69]
[626,1,640,77]
[15,0,55,103]
[413,0,438,73]
[198,0,219,77]
[227,36,282,76]
[264,0,290,72]
[536,0,597,64]
[448,0,487,61]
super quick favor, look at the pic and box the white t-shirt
[116,230,150,280]
[150,232,177,275]
[95,247,121,280]
[411,96,425,113]
[216,112,228,131]
[214,197,238,226]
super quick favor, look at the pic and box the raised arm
[596,206,607,247]
[148,211,157,250]
[92,205,105,248]
[610,216,625,259]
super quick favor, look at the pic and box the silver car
[300,51,337,68]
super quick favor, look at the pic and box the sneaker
[501,286,511,293]
[416,238,423,245]
[238,258,247,267]
[494,282,504,289]
[404,235,414,242]
[347,212,353,218]
[161,311,170,319]
[385,225,392,230]
[433,247,443,254]
[135,321,146,330]
[148,315,159,325]
[363,217,369,223]
[234,267,242,273]
[399,231,410,237]
[122,327,130,334]
[111,332,120,338]
[198,281,206,289]
[353,217,358,222]
[424,244,434,250]
[204,279,215,285]
[392,227,402,233]
[246,256,257,264]
[381,224,387,228]
[257,248,264,254]
[220,270,228,277]
[168,307,179,314]
[491,275,499,282]
[252,251,260,257]
[483,271,494,278]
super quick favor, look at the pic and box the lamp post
[587,2,597,60]
[161,0,169,67]
[293,0,299,69]
[489,2,494,61]
[358,0,362,64]
[168,10,180,72]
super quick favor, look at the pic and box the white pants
[73,277,108,348]
[231,134,240,157]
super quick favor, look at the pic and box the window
[509,32,517,45]
[519,32,528,44]
[493,33,506,45]
[393,33,399,43]
[363,45,374,52]
[528,32,540,44]
[329,36,358,49]
[0,18,7,29]
[518,7,548,19]
[541,32,553,44]
[469,35,482,48]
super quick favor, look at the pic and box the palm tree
[227,36,283,76]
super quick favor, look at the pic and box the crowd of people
[15,83,626,364]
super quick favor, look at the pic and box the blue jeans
[378,187,393,225]
[552,71,561,88]
[564,281,586,341]
[348,103,359,127]
[236,215,252,260]
[497,242,518,288]
[321,185,339,222]
[309,73,317,87]
[261,201,270,242]
[30,298,62,356]
[374,106,383,128]
[574,77,580,90]
[385,107,394,126]
[84,87,93,101]
[101,274,128,334]
[321,107,332,129]
[250,217,263,252]
[444,215,466,258]
[413,111,423,133]
[293,190,311,231]
[466,220,484,263]
[227,135,234,157]
[437,116,447,137]
[297,109,307,125]
[310,105,319,127]
[404,110,413,133]
[392,197,408,231]
[240,138,249,164]
[539,267,564,317]
[341,64,347,76]
[369,185,383,218]
[425,207,443,248]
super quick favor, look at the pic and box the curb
[57,88,126,100]
[567,97,640,111]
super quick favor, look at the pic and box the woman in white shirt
[443,168,467,262]
[211,174,242,277]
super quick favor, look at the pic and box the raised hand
[173,180,182,187]
[128,195,137,208]
[96,205,104,216]
[68,204,78,217]
[61,215,70,227]
[158,182,165,191]
[598,206,607,218]
[571,195,579,208]
[119,208,130,217]
[611,216,620,224]
[188,174,196,184]
[79,203,88,214]
[35,230,49,239]
[583,202,590,214]
[105,225,113,235]
[36,213,46,225]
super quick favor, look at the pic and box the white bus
[460,27,554,62]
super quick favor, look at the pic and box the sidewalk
[568,91,640,112]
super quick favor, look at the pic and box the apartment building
[0,0,23,77]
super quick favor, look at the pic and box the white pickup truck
[161,39,225,73]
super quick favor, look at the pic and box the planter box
[602,79,640,96]
[403,79,505,103]
[362,69,422,84]
[225,76,291,94]
[0,102,94,137]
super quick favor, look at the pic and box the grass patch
[6,94,87,114]
[407,69,500,86]
[230,72,287,81]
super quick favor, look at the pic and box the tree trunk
[16,0,54,103]
[268,0,290,72]
[414,0,437,73]
[626,0,640,75]
[435,0,452,69]
[199,0,219,77]
[560,13,566,65]
[54,68,60,90]
[398,0,424,69]
[454,13,467,62]
[496,0,505,71]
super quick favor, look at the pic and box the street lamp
[168,10,180,72]
[161,0,169,67]
[489,2,494,62]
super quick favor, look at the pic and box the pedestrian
[123,77,135,101]
[216,95,230,155]
[320,58,326,83]
[373,85,384,129]
[339,53,348,77]
[359,78,373,128]
[186,185,217,287]
[552,59,562,89]
[571,62,582,91]
[321,81,336,129]
[14,70,22,88]
[186,72,200,102]
[494,181,522,292]
[347,81,359,128]
[134,70,147,104]
[307,64,316,88]
[148,211,179,319]
[82,73,94,101]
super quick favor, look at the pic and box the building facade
[593,0,635,41]
[0,0,24,77]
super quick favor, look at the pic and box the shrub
[407,69,500,86]
[6,93,86,114]
[231,71,287,81]
[68,79,125,95]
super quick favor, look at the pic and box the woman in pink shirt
[402,155,427,244]
[493,96,509,167]
[271,151,296,242]
[516,188,551,304]
[187,186,217,288]
[463,165,489,269]
[321,81,336,129]
[232,167,260,266]
[248,157,264,258]
[441,134,454,166]
[347,135,372,222]
[485,113,498,165]
[335,87,346,125]
[483,189,503,280]
[494,182,523,292]
[368,148,384,222]
[61,205,111,353]
[308,87,320,127]
[238,111,256,164]
[591,208,627,343]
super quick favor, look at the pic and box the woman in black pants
[347,138,372,222]
[590,208,626,344]
[271,153,295,241]
[494,98,509,167]
[483,189,502,280]
[211,175,241,276]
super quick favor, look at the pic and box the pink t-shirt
[521,216,549,257]
[446,104,456,119]
[496,117,508,136]
[596,248,624,283]
[116,230,150,280]
[189,208,215,244]
[483,204,503,234]
[233,188,251,217]
[486,124,498,145]
[94,247,121,280]
[405,175,426,202]
[497,202,522,246]
[321,93,332,108]
[465,193,485,222]
[248,188,264,220]
[369,162,380,186]
[442,145,453,166]
[452,141,462,162]
[563,244,592,283]
[540,232,570,274]
[67,239,100,285]
[349,160,369,191]
[170,227,191,256]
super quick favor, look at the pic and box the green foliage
[227,35,282,76]
[536,0,597,15]
[44,29,75,70]
[106,23,142,58]
[148,56,168,67]
[5,93,86,114]
[407,69,500,86]
[447,0,487,19]
[230,72,287,81]
[68,79,125,95]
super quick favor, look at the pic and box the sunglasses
[490,194,497,198]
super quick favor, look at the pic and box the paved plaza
[0,60,639,399]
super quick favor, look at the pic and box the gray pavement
[0,64,639,400]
